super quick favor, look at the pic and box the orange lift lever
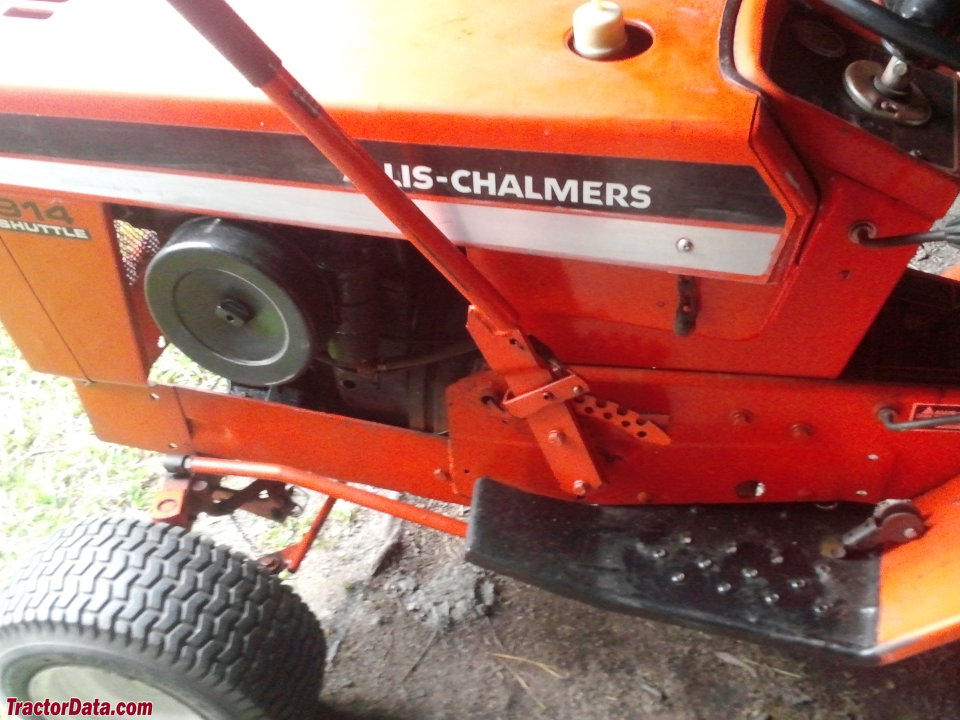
[164,0,604,496]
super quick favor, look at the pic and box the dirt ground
[200,490,959,720]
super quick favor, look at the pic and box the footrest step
[466,478,880,660]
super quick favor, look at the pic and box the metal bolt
[670,571,686,584]
[730,410,752,425]
[571,385,585,396]
[790,423,812,439]
[215,297,253,327]
[572,480,588,496]
[888,58,909,80]
[433,468,451,482]
[676,237,694,253]
[258,556,284,574]
[879,99,899,113]
[635,491,652,504]
[679,533,693,545]
[741,567,759,579]
[903,527,919,540]
[763,591,780,605]
[190,479,209,492]
[652,548,667,559]
[542,391,555,401]
[788,578,807,590]
[770,554,784,565]
[696,558,713,570]
[547,429,566,445]
[716,582,733,595]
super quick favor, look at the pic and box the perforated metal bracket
[467,310,604,497]
[572,395,671,445]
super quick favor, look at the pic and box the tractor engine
[139,211,477,432]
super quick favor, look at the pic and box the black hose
[376,340,478,371]
[315,340,478,372]
[856,230,945,247]
[819,0,960,70]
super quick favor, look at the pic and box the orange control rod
[165,0,519,334]
[187,456,468,538]
[282,495,338,573]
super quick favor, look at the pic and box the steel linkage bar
[186,456,468,538]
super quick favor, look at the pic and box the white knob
[572,0,629,60]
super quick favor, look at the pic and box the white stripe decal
[0,157,780,277]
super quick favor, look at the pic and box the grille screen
[113,220,159,287]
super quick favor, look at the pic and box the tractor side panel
[0,188,154,384]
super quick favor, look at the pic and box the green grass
[0,327,345,577]
[0,327,160,573]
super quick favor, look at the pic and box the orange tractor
[2,0,960,716]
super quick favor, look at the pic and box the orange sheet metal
[0,189,152,384]
[466,174,931,379]
[0,235,84,378]
[941,264,960,282]
[187,456,467,538]
[0,0,762,164]
[175,386,462,505]
[448,367,960,506]
[876,473,960,662]
[75,382,461,506]
[75,382,193,455]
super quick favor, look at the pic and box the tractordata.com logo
[6,697,153,716]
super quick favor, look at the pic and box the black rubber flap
[466,478,881,660]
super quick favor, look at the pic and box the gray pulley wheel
[0,517,325,720]
[145,218,328,386]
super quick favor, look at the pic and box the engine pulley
[145,218,328,386]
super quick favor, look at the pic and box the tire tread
[0,517,324,720]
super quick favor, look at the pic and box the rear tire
[0,517,324,720]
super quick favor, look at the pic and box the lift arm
[163,0,604,495]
